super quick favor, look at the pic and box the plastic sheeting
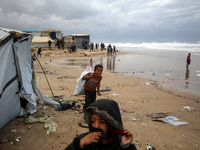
[32,80,60,108]
[0,28,37,128]
[73,65,93,95]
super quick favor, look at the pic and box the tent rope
[33,52,55,97]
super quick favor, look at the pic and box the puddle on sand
[56,57,104,69]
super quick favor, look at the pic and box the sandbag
[73,65,93,95]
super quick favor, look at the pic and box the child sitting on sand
[65,99,137,150]
[82,64,103,110]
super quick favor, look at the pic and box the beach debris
[10,129,17,133]
[27,125,32,129]
[160,116,189,126]
[196,100,199,103]
[146,144,156,150]
[146,82,150,85]
[44,106,49,110]
[141,123,147,127]
[56,100,80,111]
[148,113,167,119]
[113,94,118,96]
[25,116,57,135]
[100,88,111,92]
[181,106,194,111]
[128,116,138,121]
[15,136,22,143]
[121,111,126,115]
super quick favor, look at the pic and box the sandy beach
[0,47,200,150]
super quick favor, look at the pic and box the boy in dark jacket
[65,99,137,150]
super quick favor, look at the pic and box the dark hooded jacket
[65,99,137,150]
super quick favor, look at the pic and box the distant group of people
[56,38,65,49]
[82,40,88,50]
[107,44,116,55]
[67,43,76,53]
[83,41,116,55]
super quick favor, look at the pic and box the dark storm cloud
[0,0,199,42]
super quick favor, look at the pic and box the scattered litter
[25,116,57,135]
[141,123,147,127]
[148,113,167,119]
[113,94,118,96]
[181,106,194,111]
[196,100,199,103]
[121,111,126,115]
[44,106,49,110]
[27,126,32,129]
[141,82,151,85]
[146,144,155,150]
[15,136,22,143]
[165,73,170,76]
[21,130,25,133]
[161,116,189,126]
[128,116,138,121]
[146,82,150,85]
[100,88,111,92]
[56,100,80,111]
[10,129,17,133]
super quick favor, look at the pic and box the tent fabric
[32,80,60,108]
[0,28,37,128]
[32,37,55,47]
[32,37,55,43]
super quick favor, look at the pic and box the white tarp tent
[32,36,55,47]
[0,27,37,128]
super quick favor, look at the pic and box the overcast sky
[0,0,200,43]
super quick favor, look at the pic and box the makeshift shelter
[32,36,55,47]
[41,29,62,39]
[0,27,37,128]
[70,34,90,49]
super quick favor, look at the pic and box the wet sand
[0,48,200,150]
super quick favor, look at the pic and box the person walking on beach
[82,64,103,110]
[186,53,191,68]
[37,47,42,57]
[65,99,137,150]
[90,42,94,52]
[48,40,52,48]
[113,45,116,54]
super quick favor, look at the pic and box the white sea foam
[105,42,200,54]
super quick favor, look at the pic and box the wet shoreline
[56,52,200,97]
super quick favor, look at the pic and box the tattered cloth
[25,116,57,135]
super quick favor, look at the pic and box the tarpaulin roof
[32,37,55,43]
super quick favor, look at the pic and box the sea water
[100,42,200,96]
